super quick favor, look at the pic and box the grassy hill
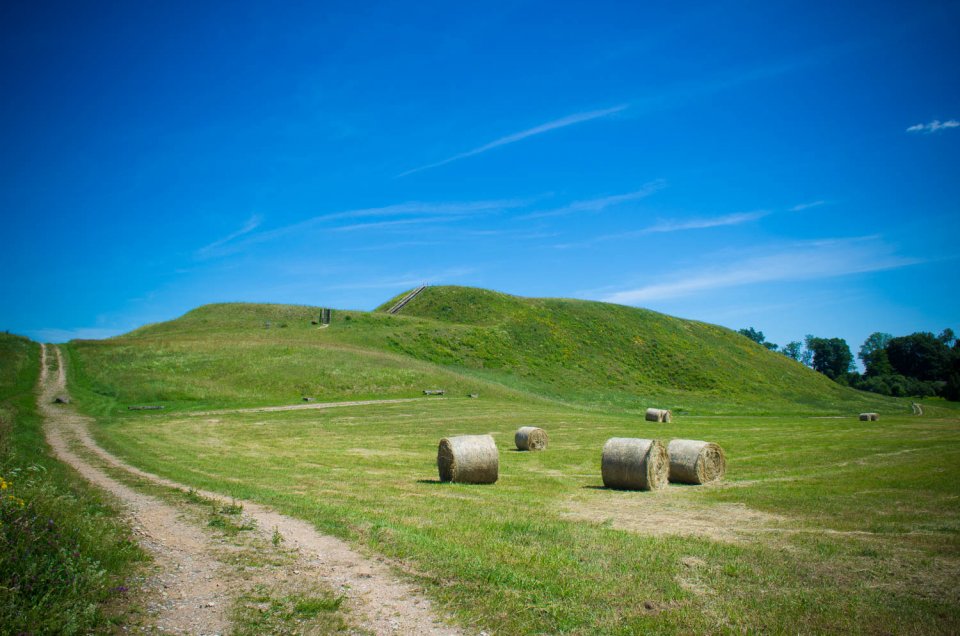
[64,285,901,416]
[51,293,959,634]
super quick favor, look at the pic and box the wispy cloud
[321,267,476,291]
[906,119,959,134]
[331,216,460,232]
[196,214,262,258]
[552,209,765,249]
[789,200,826,212]
[640,211,768,234]
[602,236,922,304]
[520,180,665,220]
[397,105,628,177]
[196,199,526,258]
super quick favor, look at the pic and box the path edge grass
[0,333,147,633]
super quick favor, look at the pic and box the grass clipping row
[667,439,726,484]
[437,434,499,484]
[601,438,669,491]
[514,426,548,451]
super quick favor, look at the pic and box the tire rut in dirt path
[42,345,463,636]
[39,344,232,635]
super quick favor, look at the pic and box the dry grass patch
[562,489,786,543]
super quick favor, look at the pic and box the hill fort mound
[68,285,899,415]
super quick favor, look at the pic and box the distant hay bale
[667,439,726,485]
[872,413,880,421]
[645,408,672,423]
[437,434,498,484]
[601,438,669,491]
[859,413,879,421]
[514,426,548,451]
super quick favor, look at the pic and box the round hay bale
[515,426,548,451]
[645,408,672,423]
[859,413,880,421]
[601,438,669,491]
[870,413,880,421]
[667,439,726,484]
[437,434,498,484]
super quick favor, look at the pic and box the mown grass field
[87,398,960,634]
[61,288,960,633]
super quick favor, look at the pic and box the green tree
[738,327,778,351]
[781,341,803,361]
[858,332,893,376]
[886,332,951,381]
[805,336,854,381]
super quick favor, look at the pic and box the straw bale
[601,438,669,491]
[859,413,880,421]
[437,434,498,484]
[514,426,548,451]
[645,408,672,423]
[667,439,726,485]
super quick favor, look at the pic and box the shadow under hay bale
[437,434,498,484]
[601,438,669,491]
[645,408,671,423]
[53,396,71,404]
[514,426,548,451]
[667,439,726,485]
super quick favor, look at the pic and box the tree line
[737,327,960,401]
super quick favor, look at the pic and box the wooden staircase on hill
[386,285,427,314]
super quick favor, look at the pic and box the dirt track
[39,344,460,635]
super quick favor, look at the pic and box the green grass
[65,286,908,416]
[58,287,960,633]
[87,398,960,634]
[0,334,145,634]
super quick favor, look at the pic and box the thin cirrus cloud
[552,209,766,249]
[320,267,477,291]
[789,200,826,212]
[906,119,959,133]
[195,214,263,258]
[396,50,842,180]
[602,236,922,304]
[396,104,629,177]
[519,180,666,220]
[195,199,527,258]
[639,210,769,234]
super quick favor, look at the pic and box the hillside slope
[372,286,900,413]
[65,287,902,415]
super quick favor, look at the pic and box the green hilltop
[65,285,902,415]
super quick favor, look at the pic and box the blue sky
[2,1,958,358]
